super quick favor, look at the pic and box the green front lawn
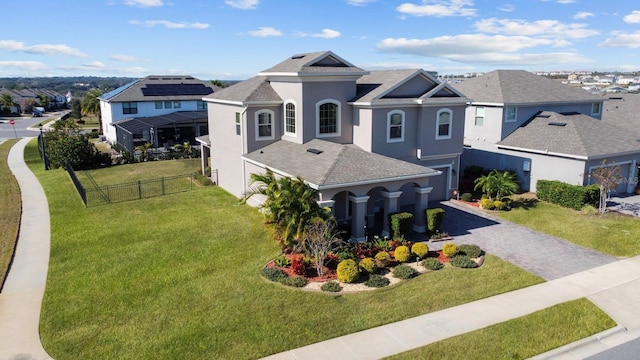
[26,139,544,359]
[0,139,21,287]
[498,199,640,258]
[74,158,201,186]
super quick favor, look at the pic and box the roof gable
[259,51,367,76]
[100,75,216,102]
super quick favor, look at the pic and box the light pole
[150,127,157,159]
[38,123,50,170]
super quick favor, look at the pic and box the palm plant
[0,93,16,114]
[474,170,519,200]
[81,89,103,130]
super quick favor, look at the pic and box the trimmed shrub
[537,180,600,210]
[442,243,458,258]
[262,267,288,282]
[274,255,291,267]
[375,251,391,267]
[493,200,506,211]
[411,242,429,259]
[359,257,377,274]
[365,274,390,288]
[480,198,495,210]
[394,245,411,263]
[389,212,413,239]
[392,265,417,279]
[458,244,482,258]
[450,255,479,269]
[321,281,343,292]
[425,207,445,233]
[460,193,473,202]
[282,276,309,287]
[337,259,360,283]
[422,258,444,271]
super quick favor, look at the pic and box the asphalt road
[0,112,63,140]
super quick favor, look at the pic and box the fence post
[162,177,165,196]
[138,180,142,199]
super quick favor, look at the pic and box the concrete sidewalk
[263,256,640,359]
[0,137,53,360]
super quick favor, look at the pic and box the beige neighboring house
[201,51,469,240]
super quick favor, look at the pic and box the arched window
[255,110,274,140]
[284,101,296,135]
[387,110,405,142]
[436,108,452,139]
[316,100,341,137]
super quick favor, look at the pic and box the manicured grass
[77,115,100,129]
[498,199,640,258]
[24,140,546,359]
[75,158,201,186]
[388,298,616,360]
[0,139,21,289]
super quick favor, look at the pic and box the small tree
[302,219,342,276]
[590,161,626,214]
[474,170,519,200]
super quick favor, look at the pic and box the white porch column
[381,191,402,237]
[349,195,370,241]
[200,146,209,176]
[413,186,433,233]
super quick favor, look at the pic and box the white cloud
[82,61,106,69]
[474,18,599,39]
[573,11,594,20]
[556,0,575,3]
[0,60,47,71]
[346,0,377,5]
[498,4,514,12]
[297,29,341,39]
[624,10,640,24]
[225,0,259,9]
[248,27,282,37]
[124,0,163,7]
[129,20,209,29]
[598,31,640,48]
[0,40,87,57]
[110,54,137,62]
[397,0,477,17]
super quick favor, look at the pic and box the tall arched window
[387,110,405,142]
[316,100,341,137]
[255,110,274,140]
[285,102,296,135]
[436,108,452,139]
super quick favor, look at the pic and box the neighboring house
[99,75,216,152]
[451,70,629,192]
[0,88,66,114]
[201,51,469,240]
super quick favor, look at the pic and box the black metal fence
[65,162,197,207]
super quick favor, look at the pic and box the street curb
[529,325,629,359]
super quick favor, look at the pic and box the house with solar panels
[98,75,218,152]
[452,70,640,194]
[201,51,469,240]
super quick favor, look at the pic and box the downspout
[241,106,248,197]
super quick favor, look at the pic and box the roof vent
[291,54,305,59]
[307,148,323,155]
[548,122,567,127]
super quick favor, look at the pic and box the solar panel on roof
[141,84,214,96]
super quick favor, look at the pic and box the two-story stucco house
[99,75,217,152]
[453,70,640,194]
[201,51,469,240]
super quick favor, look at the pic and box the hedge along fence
[536,180,600,210]
[426,207,445,234]
[389,212,413,239]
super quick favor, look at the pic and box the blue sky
[1,0,639,79]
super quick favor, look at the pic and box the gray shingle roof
[452,70,601,105]
[242,139,439,189]
[260,51,367,75]
[202,76,282,103]
[601,93,640,139]
[100,75,217,102]
[497,111,640,159]
[111,110,207,133]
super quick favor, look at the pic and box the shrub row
[537,180,599,210]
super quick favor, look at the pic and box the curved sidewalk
[0,137,53,360]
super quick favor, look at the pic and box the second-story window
[285,102,296,135]
[122,102,138,114]
[387,110,404,142]
[475,106,484,126]
[197,100,207,110]
[235,112,241,136]
[255,110,274,140]
[592,102,601,116]
[155,101,163,109]
[317,100,340,137]
[164,101,172,109]
[173,101,181,109]
[436,108,452,139]
[505,107,517,122]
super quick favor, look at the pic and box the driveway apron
[438,200,617,280]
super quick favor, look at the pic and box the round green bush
[359,257,377,274]
[282,276,309,287]
[411,242,429,259]
[365,274,390,288]
[450,255,479,268]
[392,264,417,279]
[262,267,288,282]
[460,193,473,202]
[458,244,482,258]
[493,200,507,211]
[421,258,444,271]
[375,251,391,267]
[321,281,342,292]
[394,245,411,263]
[442,243,458,258]
[481,198,495,210]
[337,259,360,283]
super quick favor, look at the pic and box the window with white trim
[505,107,517,122]
[285,102,296,135]
[255,110,274,140]
[155,101,163,109]
[235,112,241,136]
[475,106,484,126]
[316,100,340,137]
[164,101,172,109]
[387,110,404,142]
[436,108,452,139]
[173,101,181,109]
[592,102,601,116]
[197,100,207,110]
[122,102,138,114]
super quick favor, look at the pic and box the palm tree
[474,170,519,200]
[0,93,16,114]
[81,89,103,131]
